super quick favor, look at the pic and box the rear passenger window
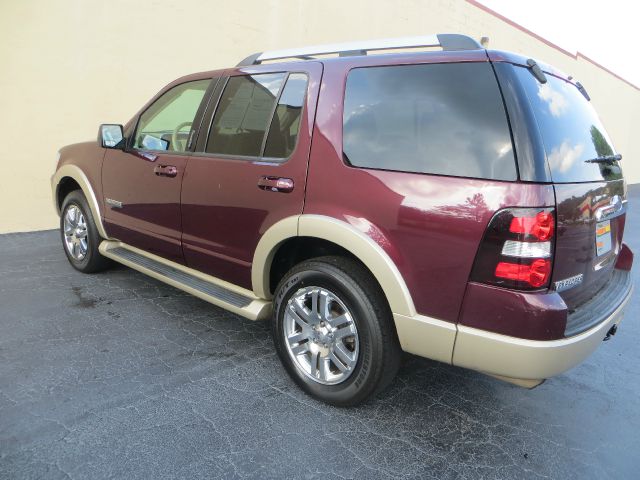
[264,73,308,158]
[206,73,286,157]
[205,73,308,159]
[343,63,517,180]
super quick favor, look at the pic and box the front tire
[60,190,111,273]
[272,256,401,407]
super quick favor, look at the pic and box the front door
[181,63,322,288]
[102,78,212,263]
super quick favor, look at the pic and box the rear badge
[554,274,584,292]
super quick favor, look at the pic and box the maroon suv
[52,34,633,406]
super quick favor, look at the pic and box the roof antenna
[480,36,490,48]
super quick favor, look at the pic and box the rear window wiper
[584,154,622,164]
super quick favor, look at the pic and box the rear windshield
[342,62,517,181]
[514,66,622,183]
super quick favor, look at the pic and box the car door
[181,62,322,288]
[102,77,214,264]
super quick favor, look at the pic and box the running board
[99,241,271,320]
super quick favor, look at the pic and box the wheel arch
[252,215,416,317]
[51,164,109,239]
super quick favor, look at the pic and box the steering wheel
[171,121,193,152]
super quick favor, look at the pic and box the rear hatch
[514,66,627,312]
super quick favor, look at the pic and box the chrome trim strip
[256,35,441,62]
[594,195,626,221]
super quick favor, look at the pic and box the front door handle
[154,165,177,178]
[258,176,294,193]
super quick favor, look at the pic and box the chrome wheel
[63,205,88,260]
[283,286,359,385]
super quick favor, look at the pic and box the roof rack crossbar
[236,33,482,67]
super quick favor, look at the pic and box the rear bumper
[451,280,632,381]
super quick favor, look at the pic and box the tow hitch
[604,324,618,341]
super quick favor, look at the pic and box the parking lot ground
[1,188,639,479]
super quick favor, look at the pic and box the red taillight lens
[495,259,551,288]
[470,207,555,290]
[509,211,554,241]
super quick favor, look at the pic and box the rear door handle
[154,165,177,178]
[258,176,294,193]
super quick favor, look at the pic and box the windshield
[515,66,622,182]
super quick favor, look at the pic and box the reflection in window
[516,67,619,182]
[537,83,569,117]
[206,73,286,157]
[263,73,308,158]
[342,63,517,180]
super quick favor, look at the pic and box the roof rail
[236,34,482,67]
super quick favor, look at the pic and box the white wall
[1,0,638,233]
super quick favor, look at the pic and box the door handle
[154,165,177,178]
[258,176,294,193]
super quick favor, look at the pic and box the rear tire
[272,256,401,407]
[60,190,111,273]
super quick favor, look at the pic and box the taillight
[509,211,554,241]
[470,208,555,290]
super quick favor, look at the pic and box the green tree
[590,125,613,157]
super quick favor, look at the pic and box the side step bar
[99,241,271,321]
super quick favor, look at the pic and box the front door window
[134,79,211,153]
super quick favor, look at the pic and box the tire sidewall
[273,264,384,405]
[60,191,100,272]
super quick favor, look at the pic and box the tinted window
[263,73,308,158]
[343,63,517,180]
[514,66,621,182]
[134,79,210,152]
[206,73,286,157]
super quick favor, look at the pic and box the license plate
[595,220,612,256]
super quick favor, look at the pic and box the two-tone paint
[53,46,633,387]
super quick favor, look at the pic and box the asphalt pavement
[1,188,639,479]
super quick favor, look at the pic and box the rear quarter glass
[342,62,518,181]
[513,66,622,183]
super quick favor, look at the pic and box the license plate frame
[595,220,612,256]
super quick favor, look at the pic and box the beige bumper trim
[393,313,457,364]
[452,285,632,380]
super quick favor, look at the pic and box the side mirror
[99,124,125,149]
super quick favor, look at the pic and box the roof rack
[237,33,482,67]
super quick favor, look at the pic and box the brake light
[495,259,551,288]
[509,211,554,241]
[470,208,555,290]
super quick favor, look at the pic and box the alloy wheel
[283,286,360,385]
[63,205,88,261]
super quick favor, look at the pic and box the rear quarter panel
[304,57,555,322]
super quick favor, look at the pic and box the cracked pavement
[1,189,639,479]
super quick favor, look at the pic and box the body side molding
[51,164,109,239]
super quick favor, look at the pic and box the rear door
[181,62,322,288]
[102,78,213,263]
[512,66,626,310]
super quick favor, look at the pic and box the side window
[343,63,517,180]
[205,72,307,159]
[206,73,286,157]
[264,73,308,158]
[134,79,211,153]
